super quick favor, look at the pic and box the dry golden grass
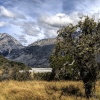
[0,80,100,100]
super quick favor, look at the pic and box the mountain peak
[0,33,10,37]
[0,33,23,56]
[0,33,22,46]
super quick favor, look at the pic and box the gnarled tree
[50,17,100,99]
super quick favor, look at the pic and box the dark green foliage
[15,71,32,81]
[49,24,79,80]
[75,17,100,98]
[1,67,10,80]
[0,55,9,67]
[10,67,20,80]
[33,72,51,80]
[0,67,32,81]
[50,16,100,98]
[9,61,30,70]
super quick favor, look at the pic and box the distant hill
[30,38,56,46]
[0,55,30,70]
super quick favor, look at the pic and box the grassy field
[0,80,100,100]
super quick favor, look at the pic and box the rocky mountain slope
[0,33,56,67]
[7,38,56,67]
[0,33,23,56]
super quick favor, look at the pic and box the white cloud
[39,13,73,27]
[21,22,41,36]
[38,11,100,39]
[37,12,82,38]
[0,6,26,19]
[0,21,6,27]
[0,6,15,18]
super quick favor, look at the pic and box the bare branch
[63,60,75,66]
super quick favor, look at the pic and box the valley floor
[0,80,100,100]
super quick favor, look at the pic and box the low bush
[33,72,51,80]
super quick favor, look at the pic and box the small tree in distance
[50,16,100,99]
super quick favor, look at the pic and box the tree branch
[63,60,75,66]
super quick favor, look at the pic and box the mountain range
[0,33,56,67]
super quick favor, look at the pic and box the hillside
[30,38,56,46]
[0,55,29,70]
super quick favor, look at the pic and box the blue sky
[0,0,100,45]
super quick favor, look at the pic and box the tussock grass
[0,80,99,100]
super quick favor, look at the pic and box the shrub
[33,72,51,80]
